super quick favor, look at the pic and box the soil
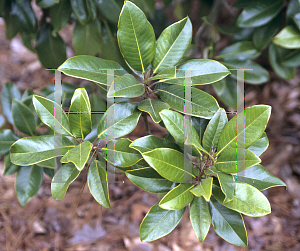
[0,12,300,251]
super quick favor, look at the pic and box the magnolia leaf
[88,160,111,208]
[0,129,20,154]
[126,167,174,193]
[140,203,185,241]
[190,196,211,242]
[138,99,169,123]
[50,0,72,34]
[190,177,213,201]
[217,41,260,60]
[117,1,155,72]
[61,141,92,171]
[152,17,192,73]
[159,183,194,210]
[248,132,269,156]
[51,163,80,200]
[3,154,20,176]
[273,25,300,49]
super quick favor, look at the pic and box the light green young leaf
[68,88,92,139]
[101,138,142,167]
[117,1,155,73]
[190,177,213,201]
[142,148,195,182]
[159,85,219,119]
[202,109,227,152]
[98,102,141,139]
[61,141,92,171]
[33,95,72,136]
[212,183,271,217]
[10,136,76,166]
[51,163,80,200]
[152,17,192,73]
[140,202,185,242]
[107,74,145,98]
[236,0,283,28]
[138,99,169,123]
[159,183,194,210]
[88,160,111,208]
[209,196,248,247]
[126,167,174,193]
[16,165,43,206]
[217,105,271,155]
[273,25,300,49]
[190,196,211,242]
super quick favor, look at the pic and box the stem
[142,112,151,135]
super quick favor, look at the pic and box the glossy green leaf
[97,102,141,139]
[161,59,230,85]
[237,0,283,28]
[215,149,261,173]
[190,196,211,242]
[138,99,169,123]
[117,1,155,72]
[159,85,219,119]
[248,132,269,156]
[36,0,58,8]
[3,9,19,40]
[252,16,280,50]
[43,168,54,179]
[51,163,80,200]
[235,164,286,191]
[16,165,43,206]
[223,59,270,85]
[292,12,300,30]
[33,95,72,136]
[152,17,192,73]
[58,55,126,86]
[160,110,207,155]
[148,67,176,81]
[61,141,92,171]
[12,99,36,136]
[68,88,92,139]
[202,109,227,152]
[269,43,297,80]
[140,202,185,242]
[286,0,300,24]
[217,105,271,155]
[159,183,194,210]
[212,77,237,109]
[95,0,121,23]
[273,26,300,49]
[126,167,174,193]
[190,177,213,201]
[130,135,181,154]
[73,19,102,56]
[108,74,145,98]
[11,0,37,33]
[282,49,300,67]
[217,41,260,60]
[142,148,195,182]
[0,129,19,154]
[192,117,209,143]
[36,23,66,69]
[71,0,95,25]
[88,160,111,208]
[3,154,20,176]
[1,82,22,125]
[102,138,142,167]
[10,136,76,166]
[212,183,271,217]
[209,196,247,247]
[50,0,72,35]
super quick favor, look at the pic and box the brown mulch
[0,17,300,251]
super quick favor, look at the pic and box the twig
[142,112,151,135]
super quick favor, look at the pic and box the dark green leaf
[190,196,211,242]
[4,154,20,175]
[71,0,95,25]
[126,167,174,193]
[159,85,219,119]
[50,0,72,35]
[36,23,66,69]
[236,0,283,28]
[281,49,300,67]
[0,129,20,154]
[12,99,36,136]
[191,117,209,143]
[10,136,76,166]
[36,0,58,8]
[16,165,43,206]
[117,1,155,72]
[140,203,185,241]
[209,196,247,246]
[152,17,192,73]
[217,41,260,60]
[95,0,121,23]
[1,82,22,125]
[88,160,111,208]
[43,167,54,179]
[286,0,300,24]
[212,77,237,109]
[51,163,80,200]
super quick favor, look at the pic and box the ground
[0,17,300,251]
